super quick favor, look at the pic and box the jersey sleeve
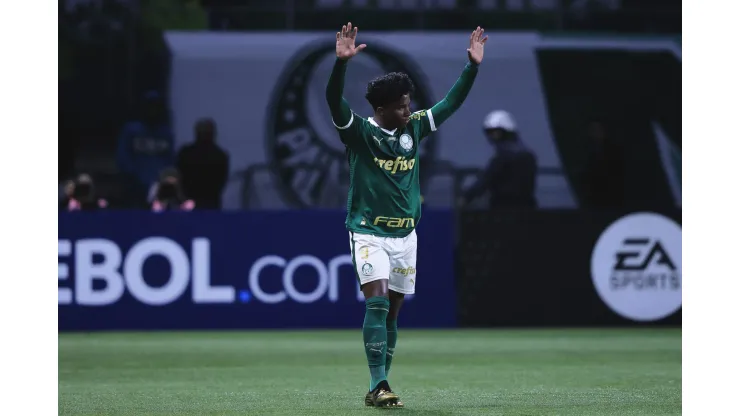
[408,109,437,140]
[326,58,369,149]
[414,62,479,142]
[333,110,369,147]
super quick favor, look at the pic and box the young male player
[325,22,487,408]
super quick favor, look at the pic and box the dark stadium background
[58,1,681,414]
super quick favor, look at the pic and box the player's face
[381,94,411,129]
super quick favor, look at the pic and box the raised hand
[467,26,488,65]
[336,22,367,61]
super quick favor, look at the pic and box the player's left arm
[415,27,487,140]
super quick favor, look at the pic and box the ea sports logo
[265,41,437,208]
[591,212,682,322]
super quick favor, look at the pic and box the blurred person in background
[460,110,538,209]
[59,180,75,208]
[176,118,230,209]
[149,168,195,212]
[580,119,625,209]
[62,173,108,211]
[116,90,175,207]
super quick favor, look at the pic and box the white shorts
[349,230,418,295]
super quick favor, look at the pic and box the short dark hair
[365,72,415,110]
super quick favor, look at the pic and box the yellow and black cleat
[371,389,404,408]
[365,391,404,407]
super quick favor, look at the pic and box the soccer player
[326,22,486,408]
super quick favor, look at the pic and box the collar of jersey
[367,117,397,136]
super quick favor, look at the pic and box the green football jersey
[326,58,478,238]
[334,110,436,238]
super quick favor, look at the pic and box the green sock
[363,296,389,391]
[385,319,398,376]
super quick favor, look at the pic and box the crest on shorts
[399,134,413,152]
[361,263,374,276]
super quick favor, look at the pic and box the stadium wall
[164,32,680,210]
[58,209,681,331]
[455,209,682,327]
[58,210,456,331]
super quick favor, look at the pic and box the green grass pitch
[59,329,681,415]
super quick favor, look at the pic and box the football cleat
[364,390,373,406]
[371,388,400,408]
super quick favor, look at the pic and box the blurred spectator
[116,90,175,207]
[581,119,625,209]
[150,168,195,212]
[176,118,230,209]
[62,174,109,211]
[460,110,538,209]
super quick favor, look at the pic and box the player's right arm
[325,59,353,133]
[325,22,367,144]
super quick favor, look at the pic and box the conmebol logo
[58,238,366,306]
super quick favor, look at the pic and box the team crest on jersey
[361,263,374,276]
[266,41,438,208]
[399,134,413,152]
